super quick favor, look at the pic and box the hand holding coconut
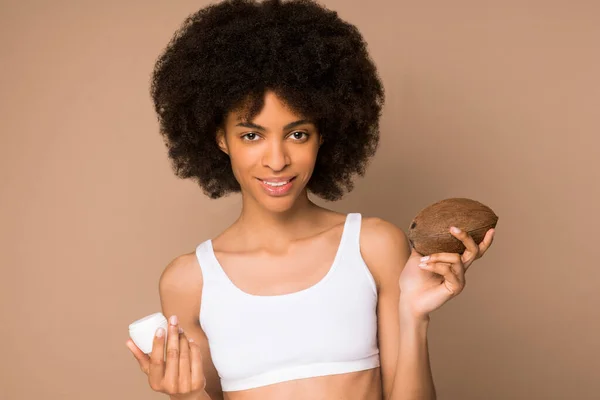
[399,198,498,321]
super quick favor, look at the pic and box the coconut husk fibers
[407,197,498,256]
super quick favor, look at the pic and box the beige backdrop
[1,0,598,399]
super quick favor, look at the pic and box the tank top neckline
[205,213,354,299]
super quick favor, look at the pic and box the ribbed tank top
[195,213,380,392]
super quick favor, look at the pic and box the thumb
[126,338,151,374]
[418,284,453,315]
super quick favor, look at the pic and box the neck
[233,189,325,252]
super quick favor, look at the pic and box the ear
[216,129,229,155]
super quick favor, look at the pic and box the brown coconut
[407,198,498,256]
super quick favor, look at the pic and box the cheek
[227,152,254,183]
[298,147,320,169]
[230,161,255,185]
[228,145,260,167]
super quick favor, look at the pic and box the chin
[259,194,301,213]
[256,189,308,214]
[266,201,295,213]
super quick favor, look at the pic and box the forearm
[388,305,436,400]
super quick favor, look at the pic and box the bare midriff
[223,367,382,400]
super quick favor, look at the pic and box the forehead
[226,91,309,125]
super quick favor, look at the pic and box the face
[216,91,322,213]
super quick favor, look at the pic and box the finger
[418,271,466,310]
[148,327,166,390]
[420,252,462,268]
[477,229,495,256]
[178,332,191,393]
[449,227,480,267]
[419,262,465,295]
[164,316,181,392]
[188,338,206,391]
[410,247,423,258]
[126,339,150,374]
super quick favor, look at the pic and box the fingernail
[451,227,461,233]
[420,256,429,262]
[156,327,165,337]
[170,315,178,325]
[179,327,184,334]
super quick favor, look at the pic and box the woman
[125,1,495,399]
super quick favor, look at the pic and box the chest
[213,234,341,296]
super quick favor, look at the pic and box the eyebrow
[234,119,313,131]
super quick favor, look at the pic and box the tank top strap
[195,240,227,284]
[338,212,377,296]
[341,213,362,257]
[343,213,363,249]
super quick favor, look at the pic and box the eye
[289,131,309,141]
[241,132,260,141]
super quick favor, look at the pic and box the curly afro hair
[150,0,384,201]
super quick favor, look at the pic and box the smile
[263,180,291,187]
[257,177,296,196]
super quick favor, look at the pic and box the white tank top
[195,213,380,392]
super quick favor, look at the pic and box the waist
[221,355,380,391]
[223,366,382,400]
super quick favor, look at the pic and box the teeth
[263,180,290,187]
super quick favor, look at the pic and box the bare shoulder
[359,216,411,292]
[158,251,204,325]
[159,251,203,294]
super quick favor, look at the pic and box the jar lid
[128,312,167,332]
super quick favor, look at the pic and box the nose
[261,138,290,171]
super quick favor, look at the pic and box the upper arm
[360,217,411,400]
[159,253,224,400]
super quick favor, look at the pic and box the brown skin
[125,91,494,399]
[126,214,408,400]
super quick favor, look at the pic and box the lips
[260,179,293,186]
[257,177,296,196]
[258,176,296,184]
